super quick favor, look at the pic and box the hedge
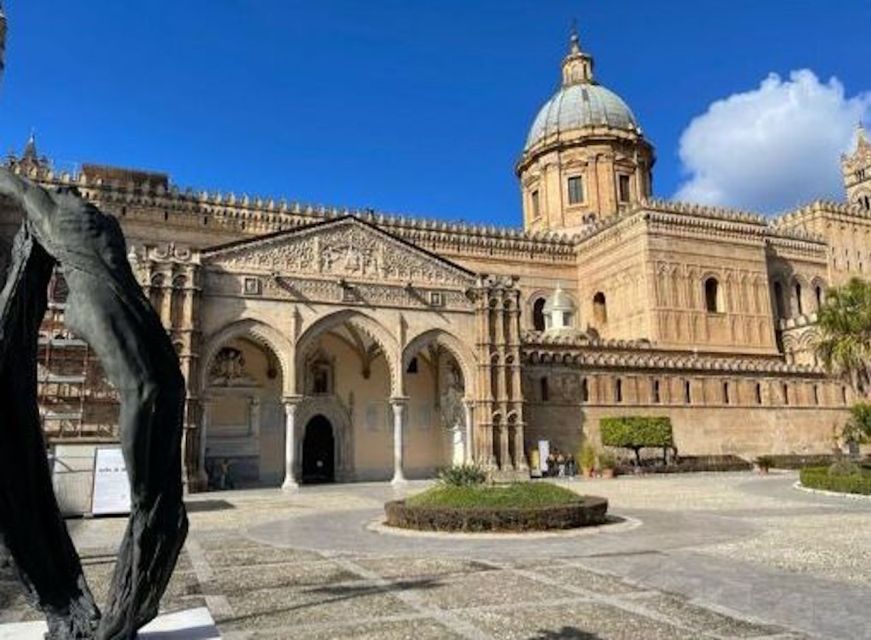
[385,496,609,532]
[616,455,751,475]
[601,416,674,465]
[799,466,871,495]
[766,454,840,469]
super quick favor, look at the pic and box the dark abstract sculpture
[0,168,189,639]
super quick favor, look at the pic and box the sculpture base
[0,607,219,639]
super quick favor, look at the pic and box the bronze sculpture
[0,169,189,639]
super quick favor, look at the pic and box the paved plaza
[1,472,869,639]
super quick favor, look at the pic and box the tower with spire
[843,122,871,210]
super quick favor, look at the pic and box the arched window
[782,383,789,406]
[581,377,589,403]
[755,382,763,405]
[773,282,785,318]
[593,292,607,324]
[532,298,546,331]
[684,379,692,404]
[704,277,721,313]
[813,384,820,406]
[794,282,803,315]
[723,381,730,405]
[615,378,623,403]
[815,285,824,309]
[652,379,661,404]
[540,377,549,401]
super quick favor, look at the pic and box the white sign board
[91,447,130,516]
[537,440,550,472]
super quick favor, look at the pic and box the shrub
[601,416,674,465]
[386,491,609,532]
[579,442,597,471]
[598,450,617,470]
[800,466,871,495]
[438,464,487,487]
[763,454,838,469]
[615,455,751,475]
[827,461,861,477]
[407,483,581,508]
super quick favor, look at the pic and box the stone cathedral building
[3,26,871,493]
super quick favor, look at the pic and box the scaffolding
[37,272,120,441]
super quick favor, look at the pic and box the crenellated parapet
[8,164,579,263]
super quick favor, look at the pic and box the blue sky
[1,1,869,224]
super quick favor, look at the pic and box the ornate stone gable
[202,216,477,288]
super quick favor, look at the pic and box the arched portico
[282,309,401,486]
[197,319,294,490]
[401,329,477,472]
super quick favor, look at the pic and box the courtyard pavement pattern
[0,472,869,639]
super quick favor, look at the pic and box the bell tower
[843,122,871,210]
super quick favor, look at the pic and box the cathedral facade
[4,31,871,492]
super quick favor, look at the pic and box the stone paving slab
[0,474,867,638]
[456,600,698,640]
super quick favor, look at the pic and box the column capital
[282,394,304,408]
[389,396,410,406]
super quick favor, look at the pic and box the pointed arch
[295,309,400,396]
[199,318,295,396]
[402,328,477,399]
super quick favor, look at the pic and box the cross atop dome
[561,24,595,86]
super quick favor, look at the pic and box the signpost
[91,446,130,516]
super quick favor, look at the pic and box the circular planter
[384,495,609,533]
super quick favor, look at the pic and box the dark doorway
[302,415,335,484]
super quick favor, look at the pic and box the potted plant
[579,441,597,479]
[755,455,774,475]
[598,450,617,479]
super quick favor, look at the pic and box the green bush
[407,483,582,508]
[601,416,674,465]
[598,450,617,470]
[800,466,871,495]
[438,464,487,487]
[764,454,838,469]
[387,487,609,532]
[827,461,861,477]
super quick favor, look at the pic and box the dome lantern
[561,26,594,86]
[542,282,576,334]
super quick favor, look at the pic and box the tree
[844,402,871,444]
[814,277,871,397]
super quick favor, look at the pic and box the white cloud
[674,70,871,214]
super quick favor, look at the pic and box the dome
[524,83,638,151]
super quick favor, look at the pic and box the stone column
[197,395,213,489]
[282,396,302,490]
[463,401,474,464]
[391,397,408,485]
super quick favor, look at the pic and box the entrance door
[302,415,335,484]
